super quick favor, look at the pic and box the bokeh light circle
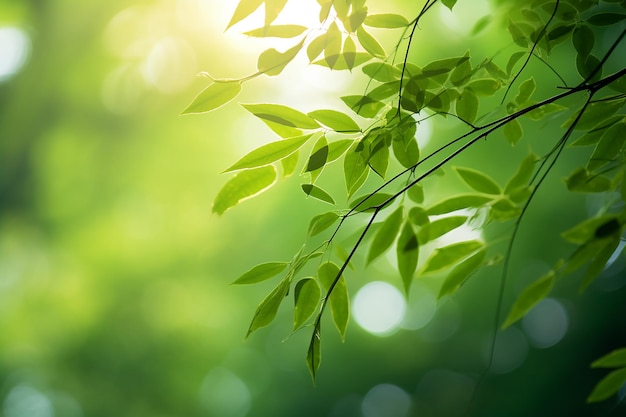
[353,282,406,336]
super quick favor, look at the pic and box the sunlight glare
[353,282,406,336]
[3,385,53,417]
[439,1,491,34]
[0,27,30,82]
[361,384,411,417]
[522,298,569,348]
[198,368,251,417]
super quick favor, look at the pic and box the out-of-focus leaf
[224,134,312,172]
[441,0,458,10]
[580,236,620,291]
[294,278,321,330]
[246,276,291,337]
[346,7,368,32]
[258,39,305,76]
[244,24,308,38]
[309,109,361,132]
[231,261,288,285]
[573,24,594,58]
[587,122,626,171]
[397,221,419,294]
[506,51,526,75]
[592,348,626,368]
[562,215,621,244]
[587,12,626,26]
[587,367,626,403]
[281,150,299,177]
[472,16,491,35]
[427,194,493,215]
[302,184,336,205]
[367,206,403,264]
[182,81,241,114]
[565,167,611,193]
[264,0,289,26]
[343,35,357,70]
[421,240,484,275]
[363,13,409,28]
[213,166,277,215]
[324,22,342,68]
[362,62,402,82]
[243,103,320,129]
[502,269,555,328]
[308,33,327,62]
[455,167,502,195]
[308,212,340,237]
[439,249,487,298]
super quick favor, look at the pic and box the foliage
[187,0,626,406]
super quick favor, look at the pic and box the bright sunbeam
[353,282,406,336]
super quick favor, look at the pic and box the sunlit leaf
[409,206,429,226]
[367,206,403,264]
[368,138,389,178]
[227,0,264,29]
[346,7,368,32]
[421,240,484,275]
[441,0,458,10]
[264,0,288,26]
[308,212,340,237]
[349,192,394,212]
[471,16,491,35]
[427,194,493,215]
[592,348,626,368]
[318,262,349,340]
[417,216,467,244]
[438,249,487,299]
[302,184,336,205]
[313,52,373,70]
[506,51,526,75]
[450,57,473,86]
[258,39,305,76]
[308,33,327,62]
[281,149,299,177]
[231,261,288,285]
[363,13,409,28]
[357,27,385,58]
[343,35,357,70]
[213,166,277,215]
[328,139,354,161]
[182,81,241,114]
[244,24,308,38]
[397,221,419,294]
[309,109,361,132]
[569,115,624,147]
[456,88,478,124]
[306,144,329,173]
[503,118,523,146]
[563,99,625,131]
[587,367,626,403]
[362,62,402,82]
[324,22,342,68]
[504,153,538,194]
[341,95,385,118]
[246,276,291,337]
[454,167,502,195]
[408,183,424,204]
[294,278,321,330]
[224,134,312,172]
[243,103,320,129]
[344,142,369,197]
[502,269,555,328]
[392,134,420,168]
[467,78,500,96]
[515,77,536,104]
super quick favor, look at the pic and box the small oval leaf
[182,81,241,114]
[231,262,288,285]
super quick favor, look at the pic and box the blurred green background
[1,1,625,416]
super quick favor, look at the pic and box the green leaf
[565,167,611,193]
[182,81,242,114]
[306,145,329,173]
[505,153,538,194]
[224,134,312,172]
[587,122,626,171]
[455,167,502,195]
[327,139,354,161]
[562,215,620,244]
[257,39,305,76]
[441,0,458,10]
[281,150,299,177]
[341,95,385,118]
[408,183,424,204]
[246,276,291,337]
[502,270,555,328]
[392,134,420,168]
[363,13,409,28]
[503,118,523,146]
[587,367,626,403]
[506,51,526,75]
[472,15,491,35]
[456,89,479,124]
[580,236,620,291]
[244,24,308,38]
[547,23,574,41]
[427,194,493,215]
[467,78,501,96]
[309,109,361,132]
[368,139,389,178]
[293,278,321,330]
[302,184,336,205]
[324,22,342,69]
[264,0,288,26]
[318,262,349,340]
[367,206,403,264]
[569,115,624,147]
[508,20,528,47]
[397,221,419,294]
[417,216,467,244]
[563,99,625,131]
[243,103,320,129]
[362,62,402,82]
[346,7,368,32]
[515,77,536,105]
[307,33,327,62]
[343,35,357,70]
[576,53,602,82]
[357,27,385,58]
[439,249,487,299]
[421,240,484,275]
[213,166,277,215]
[593,348,626,369]
[587,12,626,26]
[306,323,321,382]
[344,142,369,197]
[308,212,340,237]
[231,262,288,285]
[421,56,469,84]
[450,56,473,86]
[226,0,264,29]
[349,193,394,212]
[572,24,594,58]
